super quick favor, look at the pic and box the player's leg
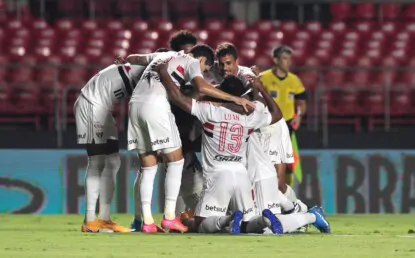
[194,171,234,234]
[127,103,161,233]
[176,151,204,215]
[75,96,107,232]
[131,164,143,231]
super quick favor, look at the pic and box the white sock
[133,171,142,220]
[164,159,184,220]
[140,165,158,225]
[278,190,295,212]
[85,155,105,222]
[276,213,316,233]
[284,185,298,202]
[198,216,231,233]
[98,153,120,221]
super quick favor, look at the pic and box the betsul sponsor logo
[242,207,254,214]
[205,204,227,213]
[151,137,169,146]
[269,150,278,156]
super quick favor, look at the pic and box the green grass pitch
[0,214,414,257]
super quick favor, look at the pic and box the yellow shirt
[260,69,305,121]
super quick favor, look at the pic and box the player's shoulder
[238,65,254,75]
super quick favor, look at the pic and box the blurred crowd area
[1,0,415,134]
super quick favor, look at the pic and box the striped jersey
[190,99,272,173]
[81,63,144,111]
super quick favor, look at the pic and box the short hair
[215,42,238,60]
[155,47,171,53]
[188,44,215,66]
[218,75,246,97]
[273,45,293,58]
[169,30,197,52]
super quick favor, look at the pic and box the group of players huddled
[75,30,330,235]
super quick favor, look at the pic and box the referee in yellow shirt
[259,45,307,188]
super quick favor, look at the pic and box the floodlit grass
[0,214,414,257]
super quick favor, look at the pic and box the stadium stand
[1,1,415,132]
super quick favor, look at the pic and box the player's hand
[250,65,260,76]
[291,115,302,130]
[154,62,168,74]
[233,97,256,112]
[114,55,127,64]
[247,75,261,89]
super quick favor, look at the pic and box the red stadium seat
[7,46,27,62]
[355,3,375,20]
[328,21,347,35]
[130,20,149,33]
[325,57,348,87]
[229,20,247,35]
[304,21,323,36]
[194,29,209,42]
[354,21,376,35]
[9,55,35,84]
[113,29,132,40]
[390,90,412,115]
[55,19,75,32]
[29,18,49,31]
[243,30,260,41]
[60,54,88,85]
[33,46,53,60]
[381,3,401,20]
[177,19,199,31]
[403,4,415,20]
[5,19,24,31]
[0,56,8,84]
[217,30,236,43]
[204,19,225,33]
[81,19,99,32]
[105,20,124,33]
[36,55,61,85]
[155,20,174,33]
[314,49,331,64]
[239,40,257,50]
[253,20,274,35]
[330,3,352,21]
[253,55,273,70]
[7,84,42,129]
[238,48,256,65]
[380,21,398,36]
[280,20,299,36]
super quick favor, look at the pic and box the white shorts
[264,119,294,164]
[195,166,255,222]
[252,176,281,215]
[74,95,117,144]
[127,101,182,152]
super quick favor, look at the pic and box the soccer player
[156,66,330,235]
[260,45,307,193]
[74,60,145,233]
[212,43,300,214]
[130,31,201,231]
[125,45,255,233]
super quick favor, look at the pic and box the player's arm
[192,77,255,112]
[256,78,283,124]
[291,77,307,129]
[156,63,193,113]
[114,53,158,65]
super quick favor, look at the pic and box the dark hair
[218,75,246,97]
[273,45,293,58]
[216,42,238,60]
[189,44,215,66]
[169,30,197,52]
[155,47,171,53]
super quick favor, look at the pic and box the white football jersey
[81,63,145,111]
[236,65,256,88]
[191,99,272,173]
[130,51,203,104]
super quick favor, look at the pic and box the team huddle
[74,30,330,235]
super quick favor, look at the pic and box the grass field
[0,214,414,258]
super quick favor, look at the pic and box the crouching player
[156,65,331,234]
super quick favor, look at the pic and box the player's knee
[88,154,106,172]
[162,147,183,162]
[105,153,121,178]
